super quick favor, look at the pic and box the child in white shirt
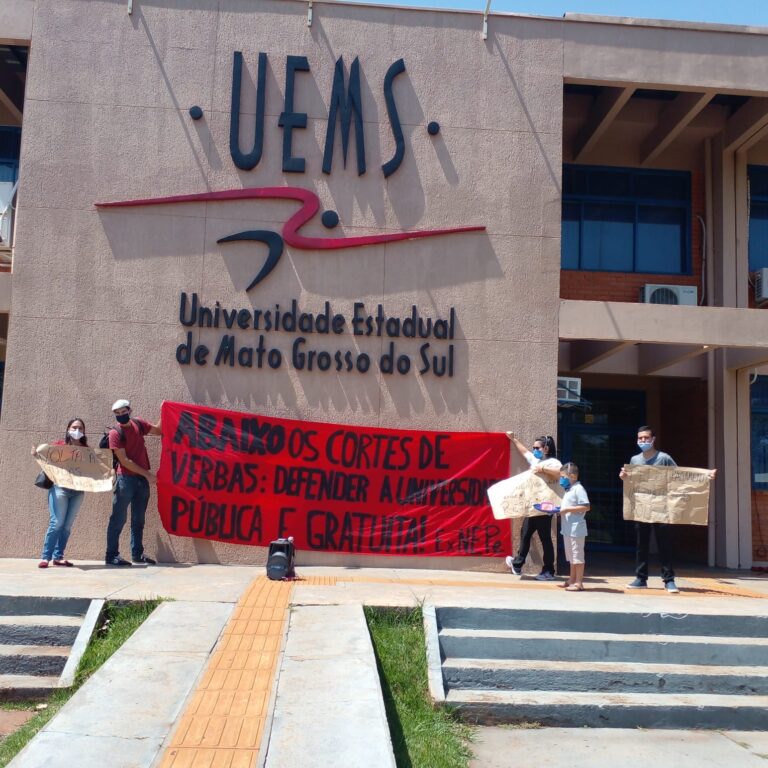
[558,462,590,592]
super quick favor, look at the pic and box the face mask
[115,413,131,425]
[638,441,653,452]
[559,477,571,490]
[69,429,83,441]
[532,449,544,460]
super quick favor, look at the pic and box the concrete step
[436,607,768,638]
[439,628,768,666]
[0,645,69,676]
[0,618,81,647]
[443,658,768,695]
[445,688,768,729]
[0,674,61,701]
[0,596,90,617]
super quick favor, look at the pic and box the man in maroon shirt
[105,399,162,566]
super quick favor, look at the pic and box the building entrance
[558,388,645,552]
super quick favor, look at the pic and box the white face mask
[69,429,84,441]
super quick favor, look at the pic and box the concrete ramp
[264,604,396,768]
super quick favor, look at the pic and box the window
[751,376,768,490]
[749,165,768,271]
[562,165,691,274]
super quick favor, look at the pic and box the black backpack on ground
[266,538,296,581]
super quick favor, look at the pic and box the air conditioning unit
[755,269,768,307]
[639,284,697,306]
[557,376,581,402]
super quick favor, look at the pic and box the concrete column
[712,350,737,567]
[710,139,753,568]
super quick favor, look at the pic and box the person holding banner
[105,399,162,567]
[34,419,88,569]
[620,425,715,594]
[504,433,561,580]
[620,426,679,592]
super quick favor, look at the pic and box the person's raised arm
[506,431,533,462]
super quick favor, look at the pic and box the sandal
[53,560,73,567]
[565,584,584,592]
[558,582,571,588]
[38,560,49,569]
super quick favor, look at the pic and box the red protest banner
[157,402,510,557]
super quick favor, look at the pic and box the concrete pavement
[0,559,767,767]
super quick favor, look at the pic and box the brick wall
[561,170,705,303]
[752,491,768,563]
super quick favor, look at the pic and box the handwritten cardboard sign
[157,401,510,556]
[622,464,711,525]
[34,444,115,492]
[487,469,564,520]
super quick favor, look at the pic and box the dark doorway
[558,388,645,552]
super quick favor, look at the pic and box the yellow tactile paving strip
[158,568,766,767]
[159,577,292,768]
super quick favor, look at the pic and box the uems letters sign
[158,402,510,557]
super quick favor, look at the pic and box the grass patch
[0,599,161,767]
[365,606,473,768]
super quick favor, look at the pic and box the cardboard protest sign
[622,465,711,525]
[487,469,564,520]
[34,444,115,492]
[157,401,510,556]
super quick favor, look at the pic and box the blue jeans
[105,475,150,562]
[41,486,84,561]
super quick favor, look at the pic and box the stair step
[0,596,90,617]
[436,607,768,637]
[0,645,69,676]
[0,622,80,647]
[445,689,768,730]
[0,674,61,701]
[439,628,768,666]
[0,615,82,627]
[443,658,768,695]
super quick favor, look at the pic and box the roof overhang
[559,299,768,376]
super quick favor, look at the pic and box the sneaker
[37,560,49,569]
[665,580,680,594]
[105,556,132,567]
[504,556,522,576]
[535,572,555,581]
[132,555,156,565]
[627,577,648,589]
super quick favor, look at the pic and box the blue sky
[346,0,766,26]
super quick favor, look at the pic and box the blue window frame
[751,375,768,490]
[562,165,691,274]
[749,165,768,271]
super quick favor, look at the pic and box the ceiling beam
[723,97,768,152]
[637,343,712,375]
[640,90,715,166]
[568,340,633,372]
[727,347,768,371]
[573,86,635,161]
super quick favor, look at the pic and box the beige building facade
[0,0,767,570]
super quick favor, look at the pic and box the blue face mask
[532,449,544,460]
[559,477,571,490]
[638,441,653,452]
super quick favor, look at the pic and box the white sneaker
[535,572,555,581]
[665,580,680,594]
[505,556,522,576]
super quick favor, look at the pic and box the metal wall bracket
[307,0,313,27]
[127,0,133,14]
[483,0,492,40]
